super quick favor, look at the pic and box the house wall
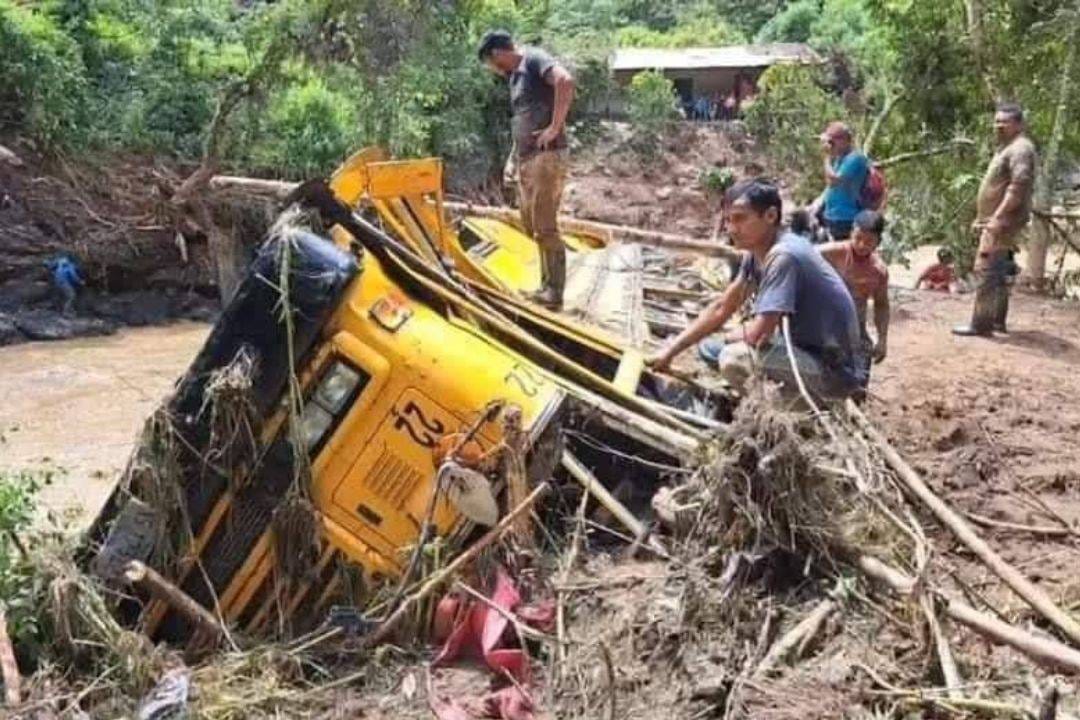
[613,66,765,99]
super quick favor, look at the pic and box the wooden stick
[364,482,549,648]
[124,561,224,642]
[847,401,1080,647]
[443,201,742,261]
[964,511,1074,538]
[858,556,1080,674]
[754,599,836,677]
[858,663,1039,719]
[207,173,741,260]
[453,580,556,644]
[561,450,645,540]
[557,488,590,675]
[921,594,963,699]
[0,608,21,707]
[210,174,295,198]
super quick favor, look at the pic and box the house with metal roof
[610,44,822,117]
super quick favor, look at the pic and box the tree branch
[875,139,976,169]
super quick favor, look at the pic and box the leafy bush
[627,70,678,127]
[744,64,846,199]
[626,70,678,156]
[700,166,736,195]
[0,468,52,649]
[755,0,819,43]
[255,77,361,177]
[0,1,88,148]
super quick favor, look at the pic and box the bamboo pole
[364,482,549,648]
[0,608,21,707]
[443,201,741,260]
[124,561,224,641]
[206,175,741,260]
[754,599,836,677]
[210,175,295,198]
[858,556,1080,674]
[561,450,645,540]
[847,401,1080,647]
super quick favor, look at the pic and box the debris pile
[7,373,1080,719]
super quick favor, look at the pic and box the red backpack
[860,163,887,211]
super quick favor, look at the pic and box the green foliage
[255,77,361,177]
[627,70,678,126]
[617,2,746,48]
[755,0,818,43]
[0,1,88,148]
[714,0,793,37]
[700,166,737,194]
[744,64,845,198]
[626,70,678,157]
[0,468,52,648]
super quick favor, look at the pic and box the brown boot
[527,285,562,309]
[954,252,1001,337]
[528,244,565,310]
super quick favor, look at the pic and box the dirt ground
[868,285,1080,615]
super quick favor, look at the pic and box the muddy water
[0,323,208,524]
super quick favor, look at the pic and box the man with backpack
[810,122,885,241]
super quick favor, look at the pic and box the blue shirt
[50,258,83,289]
[823,150,869,223]
[739,233,867,390]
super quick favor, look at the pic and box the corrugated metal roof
[611,44,821,72]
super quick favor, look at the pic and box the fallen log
[847,402,1080,648]
[207,174,741,260]
[364,482,549,648]
[124,561,225,643]
[0,607,20,707]
[858,556,1080,674]
[209,174,294,198]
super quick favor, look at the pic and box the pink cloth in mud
[429,565,556,720]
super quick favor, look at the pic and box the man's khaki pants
[969,227,1018,333]
[518,150,568,297]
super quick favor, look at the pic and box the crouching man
[648,179,867,401]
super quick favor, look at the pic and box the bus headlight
[314,362,362,413]
[300,403,333,450]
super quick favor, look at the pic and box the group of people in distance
[478,30,1039,404]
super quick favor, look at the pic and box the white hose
[781,315,825,419]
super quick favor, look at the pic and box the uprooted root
[124,406,189,574]
[270,495,321,609]
[678,381,899,574]
[199,345,260,487]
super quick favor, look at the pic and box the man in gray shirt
[649,179,867,401]
[479,30,575,309]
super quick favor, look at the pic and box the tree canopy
[0,0,1074,263]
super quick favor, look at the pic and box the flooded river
[0,322,208,523]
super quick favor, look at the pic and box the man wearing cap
[813,122,869,241]
[478,30,575,310]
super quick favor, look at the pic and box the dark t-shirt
[739,232,867,390]
[510,46,568,160]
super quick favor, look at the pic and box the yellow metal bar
[365,158,443,198]
[613,349,645,395]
